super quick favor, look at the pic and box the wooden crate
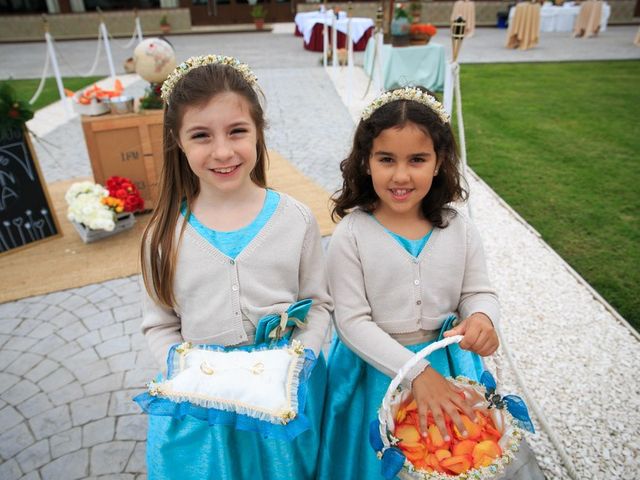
[81,110,164,210]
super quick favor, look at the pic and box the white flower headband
[160,54,258,102]
[360,87,450,124]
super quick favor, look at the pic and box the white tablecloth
[299,16,375,45]
[508,2,610,33]
[294,10,340,32]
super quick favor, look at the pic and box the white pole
[443,62,454,116]
[374,31,384,93]
[136,15,144,42]
[346,18,354,107]
[100,21,116,78]
[323,12,329,68]
[452,62,471,218]
[45,31,72,115]
[331,13,338,70]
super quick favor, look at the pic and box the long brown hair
[141,62,268,309]
[332,87,466,227]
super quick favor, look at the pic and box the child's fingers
[452,391,477,421]
[443,323,464,338]
[445,404,467,439]
[459,327,480,350]
[417,403,429,438]
[431,407,449,441]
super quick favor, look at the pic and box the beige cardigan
[327,209,499,384]
[141,193,333,367]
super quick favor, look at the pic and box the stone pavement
[1,25,639,480]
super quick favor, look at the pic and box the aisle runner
[0,150,334,303]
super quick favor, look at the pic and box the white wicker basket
[375,335,525,480]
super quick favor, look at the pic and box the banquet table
[450,0,476,37]
[505,3,540,50]
[301,16,375,52]
[363,39,446,92]
[294,10,340,36]
[508,2,610,33]
[573,0,607,37]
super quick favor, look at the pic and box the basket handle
[380,335,463,413]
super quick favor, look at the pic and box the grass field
[460,60,640,330]
[6,76,103,111]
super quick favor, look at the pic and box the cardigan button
[414,279,420,286]
[230,259,235,265]
[232,285,238,291]
[416,300,422,305]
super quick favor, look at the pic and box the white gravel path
[327,66,640,480]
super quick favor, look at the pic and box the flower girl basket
[371,335,526,480]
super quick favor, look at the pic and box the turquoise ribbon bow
[254,299,313,345]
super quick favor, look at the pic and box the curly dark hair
[332,87,467,228]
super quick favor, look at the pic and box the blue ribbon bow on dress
[254,299,312,345]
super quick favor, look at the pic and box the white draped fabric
[509,2,610,33]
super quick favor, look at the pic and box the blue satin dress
[317,230,484,480]
[145,190,327,480]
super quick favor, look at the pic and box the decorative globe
[133,38,177,84]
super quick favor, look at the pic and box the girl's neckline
[365,211,439,262]
[184,188,275,234]
[181,191,285,264]
[368,212,433,241]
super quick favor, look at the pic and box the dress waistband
[390,328,440,346]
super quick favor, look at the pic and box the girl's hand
[411,367,476,439]
[443,313,499,356]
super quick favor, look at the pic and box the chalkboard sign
[0,126,61,255]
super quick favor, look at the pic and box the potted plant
[159,15,171,34]
[391,3,411,47]
[250,4,267,30]
[66,176,144,243]
[409,23,437,45]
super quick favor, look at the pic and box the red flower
[8,108,20,118]
[104,175,145,212]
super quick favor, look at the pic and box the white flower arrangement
[65,181,116,232]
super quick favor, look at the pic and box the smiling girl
[139,55,332,479]
[318,87,506,479]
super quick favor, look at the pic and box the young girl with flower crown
[137,55,332,480]
[318,87,543,479]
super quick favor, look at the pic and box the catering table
[508,2,610,33]
[450,0,476,37]
[301,17,375,52]
[363,39,446,92]
[505,2,540,50]
[294,10,339,37]
[574,0,607,37]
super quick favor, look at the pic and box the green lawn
[6,76,103,111]
[460,61,640,330]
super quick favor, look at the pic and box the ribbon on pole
[44,29,72,115]
[99,22,116,78]
[331,12,338,70]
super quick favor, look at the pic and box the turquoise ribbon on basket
[480,371,535,433]
[254,299,312,345]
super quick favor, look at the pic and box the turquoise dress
[146,190,328,480]
[317,229,484,480]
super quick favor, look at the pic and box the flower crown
[360,87,450,124]
[160,55,258,102]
